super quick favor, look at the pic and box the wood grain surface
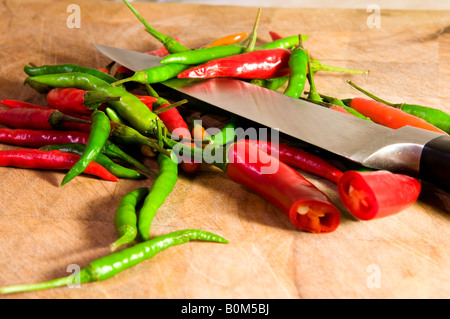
[0,0,449,299]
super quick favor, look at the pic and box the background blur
[114,0,450,10]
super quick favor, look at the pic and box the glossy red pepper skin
[47,88,92,115]
[177,48,292,80]
[0,107,90,132]
[1,99,50,110]
[225,140,340,233]
[337,170,421,220]
[245,139,343,184]
[0,128,89,147]
[0,108,55,130]
[0,149,118,182]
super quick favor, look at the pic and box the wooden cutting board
[0,0,449,299]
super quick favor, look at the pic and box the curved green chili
[348,80,450,133]
[24,63,119,84]
[0,229,228,294]
[284,38,308,98]
[61,110,111,186]
[40,143,146,180]
[111,187,149,251]
[138,151,178,241]
[26,72,163,136]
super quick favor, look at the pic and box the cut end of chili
[337,170,421,220]
[291,200,341,233]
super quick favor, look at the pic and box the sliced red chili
[225,140,340,233]
[337,170,421,220]
[245,139,343,184]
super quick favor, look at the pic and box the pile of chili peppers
[0,0,448,295]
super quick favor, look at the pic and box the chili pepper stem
[347,80,400,106]
[111,123,171,157]
[122,0,189,53]
[0,270,88,294]
[48,111,91,128]
[83,91,122,107]
[111,71,146,86]
[311,58,369,75]
[153,99,188,115]
[244,8,262,52]
[103,141,157,178]
[306,50,323,103]
[110,225,138,251]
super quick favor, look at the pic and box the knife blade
[93,43,450,192]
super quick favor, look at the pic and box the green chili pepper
[26,72,164,137]
[111,187,149,251]
[102,140,157,178]
[160,45,245,65]
[105,107,126,124]
[24,63,119,84]
[260,34,309,50]
[112,63,190,86]
[251,76,289,91]
[39,143,146,180]
[347,80,450,133]
[61,110,111,186]
[123,0,190,54]
[207,117,239,146]
[138,151,178,241]
[284,38,308,98]
[0,229,228,294]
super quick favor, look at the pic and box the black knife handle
[419,135,450,192]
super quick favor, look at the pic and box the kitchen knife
[93,43,450,192]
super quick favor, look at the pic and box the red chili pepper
[349,97,447,134]
[0,149,118,182]
[0,107,90,131]
[97,68,109,74]
[269,30,284,41]
[114,65,135,79]
[0,128,89,147]
[337,170,421,220]
[1,99,51,110]
[134,94,159,109]
[154,99,201,174]
[46,88,119,116]
[245,139,343,184]
[177,48,292,80]
[224,140,340,233]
